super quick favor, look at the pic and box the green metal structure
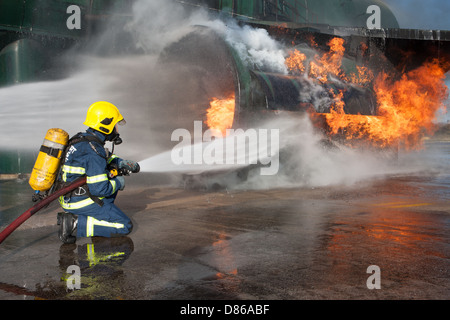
[181,0,399,28]
[1,0,447,90]
[0,0,134,86]
[0,0,449,174]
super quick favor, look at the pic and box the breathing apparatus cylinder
[29,128,69,192]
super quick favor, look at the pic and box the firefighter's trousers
[66,193,132,238]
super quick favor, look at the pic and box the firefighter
[57,101,140,244]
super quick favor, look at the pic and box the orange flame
[325,60,448,149]
[285,36,448,150]
[205,94,236,136]
[286,37,373,86]
[309,37,347,83]
[285,49,307,74]
[349,66,374,87]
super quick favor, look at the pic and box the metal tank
[159,25,377,130]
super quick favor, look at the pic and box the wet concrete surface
[0,144,449,301]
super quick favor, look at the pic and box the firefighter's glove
[119,159,140,173]
[116,176,125,191]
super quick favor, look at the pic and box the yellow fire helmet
[83,101,126,134]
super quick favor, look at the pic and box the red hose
[0,176,87,244]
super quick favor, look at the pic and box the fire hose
[0,176,87,245]
[0,125,138,245]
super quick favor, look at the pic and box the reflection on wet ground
[59,237,135,300]
[317,207,448,298]
[0,236,134,300]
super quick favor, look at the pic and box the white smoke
[124,0,203,55]
[125,0,288,73]
[203,20,288,73]
[235,115,395,189]
[146,114,399,190]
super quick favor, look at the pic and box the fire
[285,36,449,150]
[325,60,448,149]
[309,37,347,83]
[374,60,447,148]
[286,37,374,86]
[349,66,374,87]
[205,94,236,136]
[285,49,307,74]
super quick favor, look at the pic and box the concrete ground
[0,142,448,302]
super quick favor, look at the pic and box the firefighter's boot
[57,212,78,244]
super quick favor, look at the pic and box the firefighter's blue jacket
[58,128,132,238]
